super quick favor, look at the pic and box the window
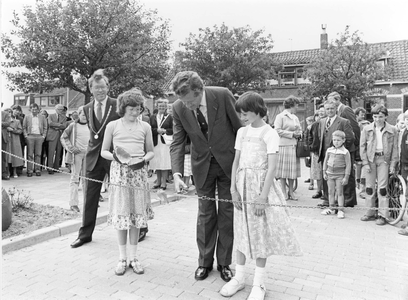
[277,67,308,86]
[14,95,27,106]
[40,97,48,107]
[48,96,61,106]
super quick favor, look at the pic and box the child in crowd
[360,105,398,226]
[101,89,154,276]
[354,107,370,198]
[219,92,301,300]
[304,115,315,190]
[61,106,89,213]
[322,130,351,218]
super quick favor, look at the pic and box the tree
[1,0,171,103]
[300,26,390,106]
[174,24,274,94]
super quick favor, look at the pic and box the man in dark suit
[170,71,243,282]
[328,92,360,207]
[71,69,119,248]
[46,104,69,174]
[318,99,355,207]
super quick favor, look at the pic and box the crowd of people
[2,69,408,300]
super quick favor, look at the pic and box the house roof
[272,40,408,81]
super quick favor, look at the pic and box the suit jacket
[83,97,119,171]
[318,116,355,162]
[398,127,407,162]
[150,113,173,146]
[338,103,360,153]
[1,111,11,144]
[46,113,69,141]
[170,86,243,189]
[23,114,48,137]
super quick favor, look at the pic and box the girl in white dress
[220,92,301,300]
[101,89,154,276]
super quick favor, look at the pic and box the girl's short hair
[283,95,300,109]
[116,89,145,117]
[235,92,267,118]
[354,107,366,116]
[371,105,388,116]
[332,130,345,139]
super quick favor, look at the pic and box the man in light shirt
[23,103,48,177]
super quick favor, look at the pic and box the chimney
[320,24,328,49]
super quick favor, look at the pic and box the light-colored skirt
[310,152,322,180]
[149,138,171,170]
[184,154,192,177]
[276,145,301,179]
[108,161,153,230]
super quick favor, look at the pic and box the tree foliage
[1,0,171,103]
[300,26,390,106]
[174,23,274,94]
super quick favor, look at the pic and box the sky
[1,0,408,107]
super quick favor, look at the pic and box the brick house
[262,29,408,128]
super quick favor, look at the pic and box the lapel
[205,88,218,140]
[181,103,206,142]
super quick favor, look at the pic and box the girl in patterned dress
[220,92,301,300]
[101,89,154,276]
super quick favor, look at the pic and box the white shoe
[337,211,345,219]
[247,284,266,300]
[219,278,245,297]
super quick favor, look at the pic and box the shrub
[8,187,33,212]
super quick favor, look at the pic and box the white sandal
[129,259,144,274]
[247,284,266,300]
[219,278,245,297]
[115,259,127,276]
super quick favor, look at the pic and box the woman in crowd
[149,99,173,190]
[101,89,154,276]
[5,108,24,178]
[274,96,302,200]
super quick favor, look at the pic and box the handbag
[296,138,310,158]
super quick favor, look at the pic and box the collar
[367,121,394,133]
[94,97,108,108]
[200,91,206,107]
[327,115,337,123]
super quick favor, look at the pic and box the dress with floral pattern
[234,125,302,259]
[108,161,154,230]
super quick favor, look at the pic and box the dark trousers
[322,151,357,207]
[2,139,9,177]
[78,156,111,241]
[47,137,63,169]
[196,157,233,268]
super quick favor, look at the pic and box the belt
[375,151,384,156]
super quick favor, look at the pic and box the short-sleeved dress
[106,119,154,230]
[234,124,302,259]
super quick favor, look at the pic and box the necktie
[96,102,102,122]
[195,106,208,139]
[326,118,331,130]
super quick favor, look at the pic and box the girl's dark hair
[235,92,267,117]
[283,95,300,109]
[371,105,388,117]
[116,89,145,117]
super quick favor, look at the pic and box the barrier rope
[2,150,407,212]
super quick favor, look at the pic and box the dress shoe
[70,205,80,213]
[312,191,323,199]
[376,217,387,226]
[70,238,90,248]
[36,171,41,176]
[48,170,54,175]
[360,215,376,222]
[195,266,212,280]
[219,278,245,297]
[304,178,311,183]
[27,173,33,177]
[2,176,10,180]
[217,265,233,282]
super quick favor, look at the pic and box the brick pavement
[3,164,408,299]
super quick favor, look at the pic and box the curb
[2,193,181,255]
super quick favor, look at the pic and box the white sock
[234,264,245,283]
[129,244,138,260]
[118,244,127,261]
[253,267,265,287]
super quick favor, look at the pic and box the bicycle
[387,173,407,225]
